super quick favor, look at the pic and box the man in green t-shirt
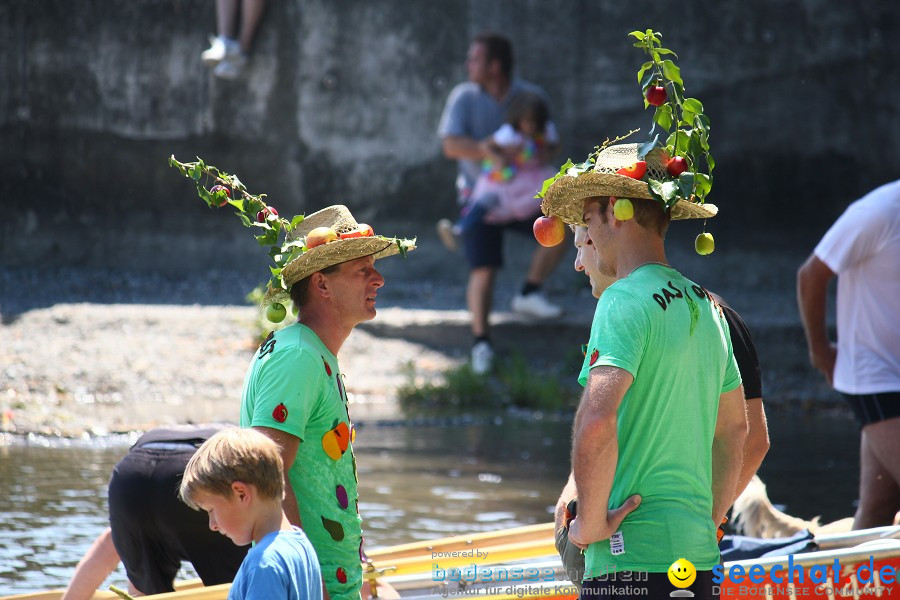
[240,205,414,600]
[540,143,747,599]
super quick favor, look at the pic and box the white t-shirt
[814,179,900,394]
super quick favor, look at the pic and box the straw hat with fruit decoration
[534,29,718,256]
[276,204,412,298]
[168,156,416,321]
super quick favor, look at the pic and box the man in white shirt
[797,179,900,529]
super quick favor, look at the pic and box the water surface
[0,412,860,594]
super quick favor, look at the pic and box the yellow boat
[1,523,557,600]
[7,524,900,600]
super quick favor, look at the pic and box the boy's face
[192,487,253,547]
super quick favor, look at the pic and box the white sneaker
[213,53,248,80]
[436,219,459,252]
[471,341,494,375]
[511,292,563,319]
[201,35,240,67]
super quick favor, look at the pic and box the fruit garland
[170,155,306,305]
[633,29,714,213]
[535,30,717,255]
[633,29,716,254]
[169,156,414,320]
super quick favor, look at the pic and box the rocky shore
[0,227,845,438]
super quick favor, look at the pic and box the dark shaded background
[1,0,898,269]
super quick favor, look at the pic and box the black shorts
[842,391,900,428]
[462,214,539,269]
[108,444,248,594]
[581,570,718,599]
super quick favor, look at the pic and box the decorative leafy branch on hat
[169,156,415,312]
[631,29,714,211]
[534,129,641,199]
[169,155,305,299]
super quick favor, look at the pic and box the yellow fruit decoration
[613,198,634,221]
[695,232,715,255]
[322,431,342,461]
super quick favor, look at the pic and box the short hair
[506,92,550,134]
[179,428,284,509]
[587,196,671,237]
[474,31,513,79]
[289,263,341,308]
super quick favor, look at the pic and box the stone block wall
[1,0,897,268]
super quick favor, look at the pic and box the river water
[0,411,859,595]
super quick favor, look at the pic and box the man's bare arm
[734,397,769,500]
[711,385,749,525]
[442,136,490,161]
[568,366,641,548]
[253,426,303,526]
[797,254,837,385]
[61,528,121,600]
[554,471,577,531]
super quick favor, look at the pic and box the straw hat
[541,143,718,226]
[265,205,415,303]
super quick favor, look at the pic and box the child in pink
[439,92,559,248]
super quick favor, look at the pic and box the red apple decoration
[646,85,667,107]
[339,224,374,240]
[256,206,279,223]
[616,161,647,180]
[533,215,565,247]
[210,185,230,207]
[306,227,338,248]
[666,156,689,177]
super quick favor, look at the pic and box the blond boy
[180,428,322,600]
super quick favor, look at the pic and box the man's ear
[231,481,253,505]
[309,271,330,299]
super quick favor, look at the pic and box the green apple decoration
[266,302,287,323]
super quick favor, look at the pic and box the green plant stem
[643,42,694,198]
[169,157,291,232]
[109,585,137,600]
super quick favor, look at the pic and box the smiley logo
[667,558,696,588]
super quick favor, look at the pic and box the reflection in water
[0,413,860,594]
[0,438,128,593]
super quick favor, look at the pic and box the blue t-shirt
[228,527,322,600]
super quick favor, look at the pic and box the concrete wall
[1,0,898,268]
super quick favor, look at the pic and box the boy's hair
[179,427,285,509]
[506,92,550,134]
[589,196,671,237]
[473,31,513,79]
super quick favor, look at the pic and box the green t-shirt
[578,264,741,575]
[240,323,362,600]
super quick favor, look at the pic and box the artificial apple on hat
[533,214,566,247]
